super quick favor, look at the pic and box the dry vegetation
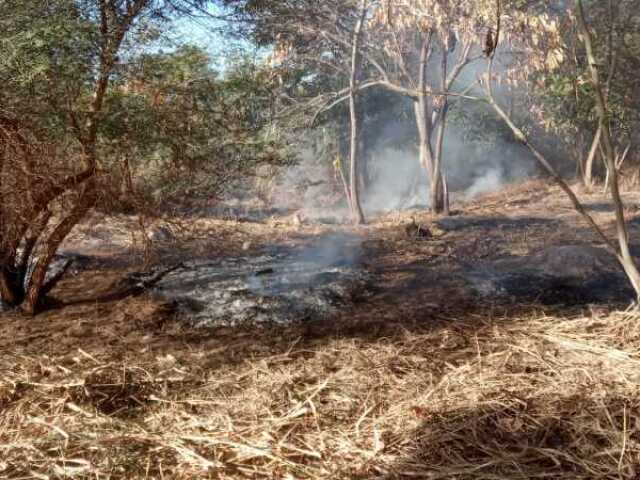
[3,304,640,478]
[2,181,640,479]
[3,0,640,477]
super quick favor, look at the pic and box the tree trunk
[432,45,451,215]
[0,267,19,307]
[430,173,450,215]
[442,172,449,214]
[430,146,447,214]
[348,0,367,225]
[414,32,437,209]
[430,173,444,213]
[432,100,449,215]
[583,125,601,188]
[348,85,365,225]
[335,135,353,211]
[414,100,434,181]
[576,0,640,297]
[22,185,96,315]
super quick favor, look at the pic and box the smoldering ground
[271,123,537,219]
[151,232,372,327]
[269,59,542,218]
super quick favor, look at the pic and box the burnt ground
[3,179,640,478]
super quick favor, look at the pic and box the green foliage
[99,47,293,203]
[0,0,93,138]
[0,0,292,209]
[532,0,639,149]
[0,1,91,84]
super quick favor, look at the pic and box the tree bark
[414,100,434,179]
[432,45,451,215]
[430,115,446,213]
[22,186,96,315]
[583,125,601,188]
[348,0,367,225]
[0,267,19,307]
[335,135,353,211]
[414,32,436,208]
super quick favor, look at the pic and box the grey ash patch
[465,245,635,305]
[152,233,374,327]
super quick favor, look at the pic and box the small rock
[242,241,252,251]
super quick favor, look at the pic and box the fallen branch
[63,263,184,306]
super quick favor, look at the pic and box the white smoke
[465,168,504,198]
[364,148,428,213]
[267,56,540,217]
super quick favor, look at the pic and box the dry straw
[2,305,640,478]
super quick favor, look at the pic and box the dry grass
[3,304,640,479]
[4,178,640,478]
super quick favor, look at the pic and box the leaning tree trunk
[575,0,640,296]
[482,0,640,299]
[348,0,367,225]
[583,125,602,188]
[22,184,96,315]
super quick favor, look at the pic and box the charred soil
[3,180,640,478]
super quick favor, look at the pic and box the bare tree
[230,0,372,223]
[315,1,484,214]
[348,0,368,224]
[376,2,478,214]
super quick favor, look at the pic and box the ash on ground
[153,233,373,327]
[465,244,635,305]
